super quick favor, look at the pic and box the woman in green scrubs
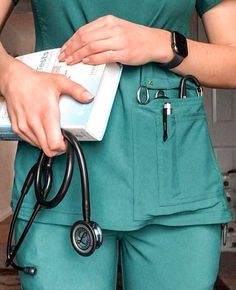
[0,0,235,289]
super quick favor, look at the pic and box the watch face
[173,31,188,58]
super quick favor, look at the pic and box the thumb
[55,74,94,103]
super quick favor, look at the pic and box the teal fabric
[16,219,222,290]
[196,0,222,17]
[12,0,232,230]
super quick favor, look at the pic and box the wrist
[150,29,174,63]
[0,53,16,95]
[158,31,188,69]
[0,55,31,97]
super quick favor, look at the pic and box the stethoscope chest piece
[71,220,103,256]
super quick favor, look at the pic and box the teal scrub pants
[15,220,222,290]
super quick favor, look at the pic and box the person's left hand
[59,15,172,66]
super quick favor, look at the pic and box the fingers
[59,15,154,66]
[55,74,94,103]
[9,103,65,157]
[8,105,40,147]
[60,16,109,53]
[59,27,111,62]
[62,39,119,65]
[40,98,66,155]
[59,15,121,64]
[59,31,114,64]
[82,50,123,65]
[6,71,93,157]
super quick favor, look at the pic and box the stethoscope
[5,129,103,276]
[136,75,203,104]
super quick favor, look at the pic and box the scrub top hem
[13,205,232,231]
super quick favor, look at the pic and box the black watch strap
[159,53,185,70]
[159,31,188,70]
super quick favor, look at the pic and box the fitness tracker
[159,31,188,69]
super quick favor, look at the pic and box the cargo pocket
[131,103,177,220]
[157,97,223,207]
[156,113,182,206]
[132,96,224,220]
[132,107,159,220]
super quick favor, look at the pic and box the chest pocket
[132,94,224,221]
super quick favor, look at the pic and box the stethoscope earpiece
[71,220,103,256]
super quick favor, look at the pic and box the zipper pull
[162,102,172,142]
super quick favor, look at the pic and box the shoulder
[201,0,236,45]
[196,0,223,17]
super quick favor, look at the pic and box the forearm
[0,0,14,32]
[167,0,236,89]
[149,28,236,89]
[0,43,19,96]
[58,1,236,90]
[0,0,19,94]
[172,39,236,89]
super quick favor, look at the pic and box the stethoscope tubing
[6,129,92,272]
[6,163,52,268]
[34,129,91,221]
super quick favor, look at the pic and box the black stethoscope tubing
[34,130,91,222]
[6,129,102,275]
[6,163,51,274]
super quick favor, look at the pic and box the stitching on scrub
[159,190,224,207]
[174,114,206,121]
[134,107,205,121]
[32,1,49,50]
[131,109,136,222]
[13,204,81,216]
[154,118,160,205]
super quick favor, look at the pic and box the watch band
[159,53,185,70]
[159,31,188,70]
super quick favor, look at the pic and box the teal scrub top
[12,0,232,230]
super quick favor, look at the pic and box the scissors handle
[136,86,150,105]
